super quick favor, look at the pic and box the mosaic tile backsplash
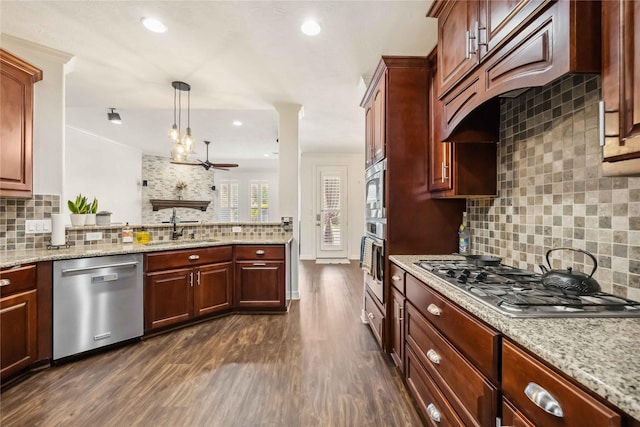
[468,74,640,301]
[0,194,60,250]
[142,155,218,224]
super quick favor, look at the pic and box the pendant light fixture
[169,81,195,162]
[107,108,122,124]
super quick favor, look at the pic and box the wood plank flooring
[0,261,423,426]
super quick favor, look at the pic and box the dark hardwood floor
[0,261,423,426]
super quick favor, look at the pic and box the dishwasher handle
[61,261,139,274]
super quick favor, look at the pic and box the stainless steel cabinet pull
[427,304,442,316]
[495,417,512,427]
[524,382,564,418]
[190,272,193,287]
[0,279,11,287]
[427,349,441,365]
[188,254,200,260]
[197,271,201,286]
[253,263,267,266]
[599,101,605,147]
[465,30,471,58]
[391,275,400,281]
[367,312,375,320]
[398,306,404,322]
[427,403,441,423]
[256,250,265,255]
[61,261,138,274]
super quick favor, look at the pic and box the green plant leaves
[67,194,92,214]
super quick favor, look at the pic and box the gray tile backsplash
[468,74,640,301]
[0,194,60,251]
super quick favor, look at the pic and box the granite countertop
[1,236,293,269]
[390,254,640,422]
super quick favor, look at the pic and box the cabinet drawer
[389,263,406,294]
[0,264,37,297]
[502,340,621,427]
[406,303,496,427]
[235,245,284,260]
[501,397,535,427]
[406,344,465,427]
[145,246,232,272]
[405,274,499,381]
[364,289,384,347]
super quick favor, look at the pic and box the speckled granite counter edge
[1,237,293,269]
[390,254,640,422]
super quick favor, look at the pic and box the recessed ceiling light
[233,120,243,126]
[301,19,321,36]
[264,154,270,157]
[141,17,167,33]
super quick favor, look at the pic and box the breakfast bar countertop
[390,254,640,422]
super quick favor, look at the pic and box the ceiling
[1,1,437,168]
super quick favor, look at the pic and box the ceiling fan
[171,140,239,171]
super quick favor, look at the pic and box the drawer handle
[188,254,200,260]
[253,263,267,266]
[391,275,400,281]
[426,349,441,365]
[256,250,265,255]
[367,312,375,321]
[398,306,403,322]
[0,279,11,287]
[524,382,564,418]
[427,304,442,316]
[426,403,441,423]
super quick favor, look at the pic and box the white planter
[96,213,111,226]
[85,213,96,226]
[69,213,86,227]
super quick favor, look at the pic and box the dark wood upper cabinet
[601,0,640,174]
[428,0,600,141]
[428,50,497,198]
[363,73,386,168]
[0,49,42,198]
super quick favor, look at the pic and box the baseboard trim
[315,258,350,264]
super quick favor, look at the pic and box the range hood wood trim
[150,199,211,212]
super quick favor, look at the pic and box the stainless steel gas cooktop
[415,260,640,318]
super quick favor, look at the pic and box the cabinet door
[1,290,37,380]
[365,105,374,167]
[429,56,453,191]
[144,268,193,331]
[502,398,536,427]
[479,0,547,59]
[389,286,405,373]
[437,0,480,97]
[0,50,42,198]
[235,261,285,309]
[602,0,640,162]
[372,80,386,163]
[194,262,232,317]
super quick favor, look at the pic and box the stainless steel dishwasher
[53,254,143,360]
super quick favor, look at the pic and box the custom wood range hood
[427,0,601,143]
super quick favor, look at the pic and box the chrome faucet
[170,208,183,240]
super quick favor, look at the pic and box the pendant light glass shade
[169,81,194,161]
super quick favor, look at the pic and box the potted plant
[96,211,112,226]
[68,194,89,226]
[85,198,98,226]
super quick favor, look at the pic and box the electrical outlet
[232,226,242,233]
[86,232,103,241]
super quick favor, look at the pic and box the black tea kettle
[539,247,601,294]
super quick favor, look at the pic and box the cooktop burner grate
[414,260,640,318]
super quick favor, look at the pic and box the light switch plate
[232,226,242,233]
[25,219,52,234]
[86,232,103,241]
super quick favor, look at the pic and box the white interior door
[316,166,348,259]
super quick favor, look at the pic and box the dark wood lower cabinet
[194,262,232,316]
[0,290,38,380]
[389,286,404,373]
[235,261,285,309]
[144,268,193,331]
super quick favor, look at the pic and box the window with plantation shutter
[250,181,269,222]
[218,181,239,222]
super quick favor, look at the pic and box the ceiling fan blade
[170,160,201,166]
[210,163,239,168]
[212,166,230,171]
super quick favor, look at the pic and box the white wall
[299,153,364,260]
[1,34,73,196]
[66,126,142,224]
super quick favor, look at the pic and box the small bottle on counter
[122,223,134,243]
[458,212,470,255]
[135,227,150,244]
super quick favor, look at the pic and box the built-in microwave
[365,159,386,220]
